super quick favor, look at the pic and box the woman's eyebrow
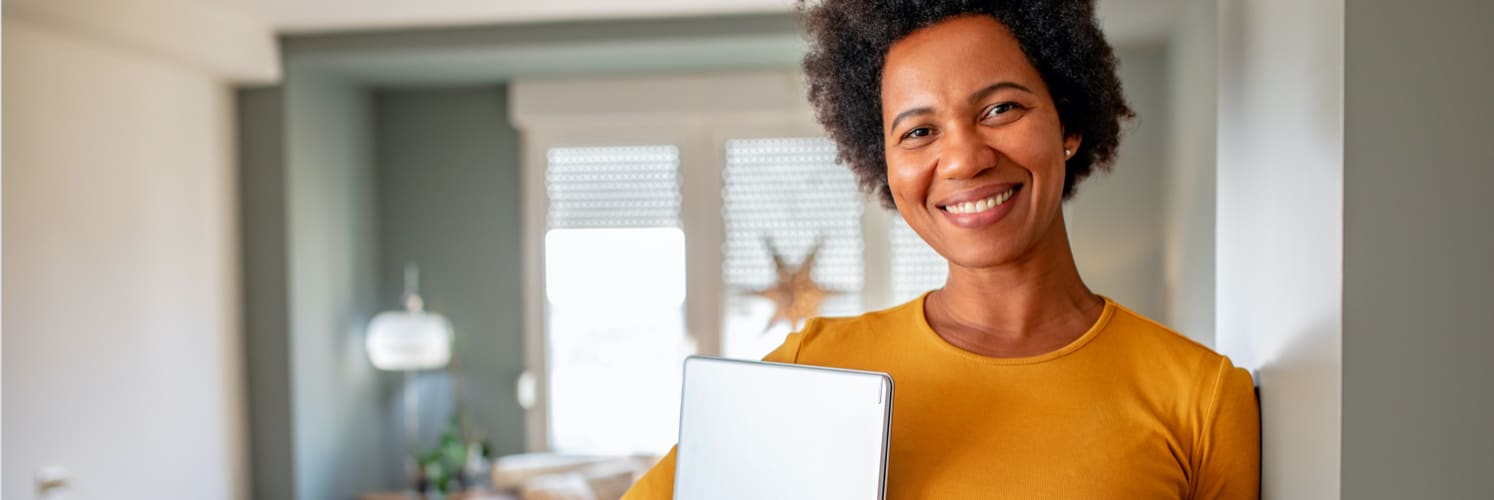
[888,107,933,135]
[888,82,1036,134]
[968,81,1034,105]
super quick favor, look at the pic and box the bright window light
[544,145,688,456]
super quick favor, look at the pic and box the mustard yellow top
[623,294,1260,499]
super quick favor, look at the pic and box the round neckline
[912,291,1115,365]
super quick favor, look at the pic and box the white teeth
[944,187,1017,215]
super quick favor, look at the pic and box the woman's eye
[900,127,932,141]
[984,102,1020,119]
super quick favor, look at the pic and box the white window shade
[890,216,948,304]
[721,137,865,359]
[543,145,689,455]
[546,146,682,229]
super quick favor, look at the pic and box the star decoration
[750,238,837,333]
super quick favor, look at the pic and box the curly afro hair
[799,0,1134,208]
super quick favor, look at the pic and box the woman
[625,0,1259,497]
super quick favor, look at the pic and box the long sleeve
[1191,362,1261,499]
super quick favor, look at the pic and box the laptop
[673,356,894,500]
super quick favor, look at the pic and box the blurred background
[3,0,1490,499]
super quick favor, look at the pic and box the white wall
[1162,0,1217,346]
[1,16,247,500]
[1217,0,1343,498]
[1068,44,1171,324]
[1341,0,1494,497]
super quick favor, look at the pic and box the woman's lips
[937,184,1021,228]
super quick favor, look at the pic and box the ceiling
[227,0,1188,44]
[240,0,1190,86]
[226,0,794,34]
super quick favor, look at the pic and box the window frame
[512,72,899,452]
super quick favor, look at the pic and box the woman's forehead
[881,15,1048,105]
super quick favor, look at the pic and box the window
[890,216,948,303]
[514,73,976,454]
[720,138,865,360]
[544,145,690,455]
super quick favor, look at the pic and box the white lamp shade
[365,310,453,371]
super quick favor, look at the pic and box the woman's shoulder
[1102,300,1259,481]
[1101,300,1254,399]
[1100,301,1218,358]
[807,295,925,339]
[764,295,927,364]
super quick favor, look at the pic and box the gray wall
[240,69,396,500]
[240,85,297,500]
[1341,0,1494,497]
[1163,0,1217,347]
[285,70,393,500]
[1217,0,1344,498]
[373,86,528,457]
[1068,44,1171,324]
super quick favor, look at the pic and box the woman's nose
[937,125,998,180]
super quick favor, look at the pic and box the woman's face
[880,15,1080,269]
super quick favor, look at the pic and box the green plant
[412,346,497,494]
[417,415,473,494]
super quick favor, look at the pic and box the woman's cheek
[886,157,924,200]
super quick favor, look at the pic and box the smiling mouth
[940,184,1022,214]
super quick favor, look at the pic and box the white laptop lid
[674,356,893,500]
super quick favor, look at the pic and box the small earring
[1064,149,1072,157]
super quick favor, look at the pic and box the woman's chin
[940,242,1027,271]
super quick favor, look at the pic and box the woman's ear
[1063,134,1084,159]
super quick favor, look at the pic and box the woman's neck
[924,213,1104,358]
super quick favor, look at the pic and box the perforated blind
[546,145,681,229]
[722,137,864,318]
[890,216,948,303]
[543,144,687,455]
